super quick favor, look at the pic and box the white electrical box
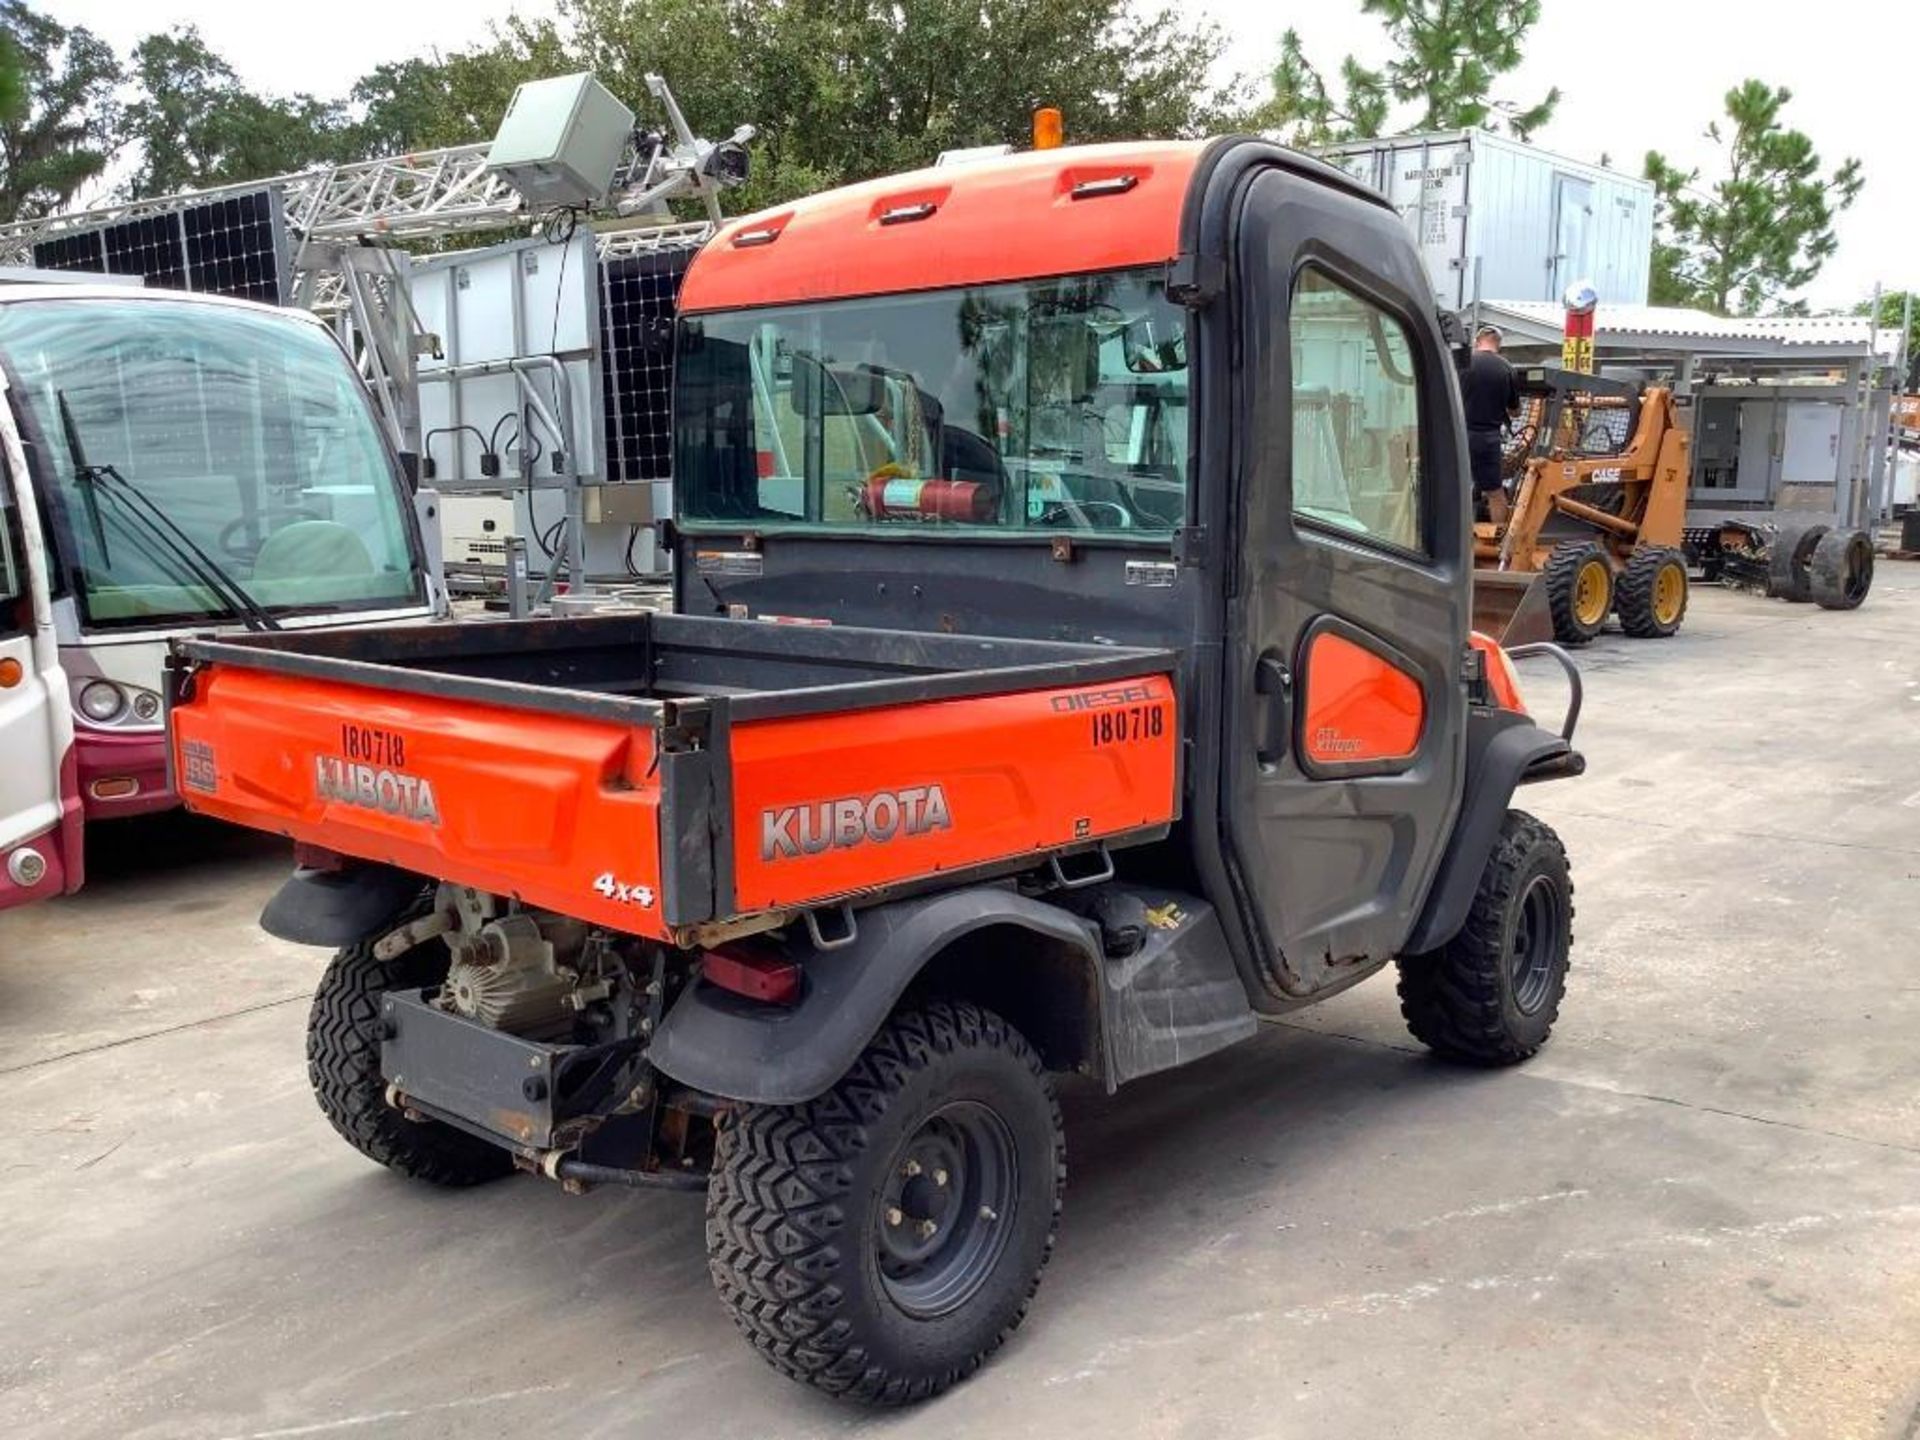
[486,73,635,209]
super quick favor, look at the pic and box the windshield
[1,298,422,628]
[675,267,1188,537]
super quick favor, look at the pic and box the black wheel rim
[1508,874,1563,1016]
[875,1101,1018,1319]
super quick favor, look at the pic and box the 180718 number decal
[1049,683,1171,749]
[1088,705,1166,747]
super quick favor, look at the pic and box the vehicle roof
[679,140,1208,314]
[0,283,321,326]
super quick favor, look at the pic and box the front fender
[1402,709,1582,955]
[647,887,1101,1106]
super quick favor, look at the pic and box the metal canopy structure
[1479,301,1903,368]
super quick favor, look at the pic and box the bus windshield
[674,267,1188,537]
[0,297,423,628]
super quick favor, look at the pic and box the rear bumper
[75,728,176,818]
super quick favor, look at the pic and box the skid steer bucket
[1472,570,1555,646]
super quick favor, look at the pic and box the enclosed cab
[169,138,1584,1402]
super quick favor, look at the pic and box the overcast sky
[43,0,1916,310]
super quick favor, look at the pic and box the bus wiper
[83,468,280,633]
[53,390,111,567]
[52,386,278,632]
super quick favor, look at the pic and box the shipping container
[1318,129,1654,310]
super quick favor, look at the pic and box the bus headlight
[78,680,127,723]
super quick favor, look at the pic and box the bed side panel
[725,672,1179,913]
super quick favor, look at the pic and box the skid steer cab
[170,136,1586,1405]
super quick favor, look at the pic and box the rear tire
[1765,521,1828,602]
[707,1000,1063,1404]
[1809,528,1872,610]
[308,923,515,1187]
[1398,811,1572,1066]
[1615,545,1689,638]
[1542,540,1614,645]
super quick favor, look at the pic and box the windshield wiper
[54,391,112,568]
[54,390,279,632]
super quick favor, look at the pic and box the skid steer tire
[707,999,1063,1405]
[308,924,515,1187]
[1542,540,1614,646]
[1809,528,1873,610]
[1615,545,1689,638]
[1398,811,1573,1067]
[1765,521,1828,602]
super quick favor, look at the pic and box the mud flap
[260,865,426,947]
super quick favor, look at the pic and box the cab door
[1221,166,1470,995]
[0,435,79,910]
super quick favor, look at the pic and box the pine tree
[1644,81,1863,316]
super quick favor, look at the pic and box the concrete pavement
[3,566,1917,1439]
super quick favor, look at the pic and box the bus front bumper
[75,729,176,818]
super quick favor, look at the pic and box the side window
[1290,269,1424,554]
[0,469,22,609]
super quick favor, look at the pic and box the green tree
[122,28,353,197]
[0,1,120,222]
[345,0,1239,211]
[1261,0,1558,146]
[1644,81,1863,316]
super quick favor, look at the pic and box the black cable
[423,424,493,477]
[624,524,640,578]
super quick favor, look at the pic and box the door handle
[1255,653,1293,768]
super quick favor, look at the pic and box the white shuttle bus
[0,283,442,913]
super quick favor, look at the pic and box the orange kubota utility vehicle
[168,138,1586,1403]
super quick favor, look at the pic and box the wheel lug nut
[903,1159,922,1178]
[885,1206,904,1227]
[916,1219,938,1239]
[933,1168,949,1187]
[979,1205,998,1222]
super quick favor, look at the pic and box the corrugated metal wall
[1321,130,1653,309]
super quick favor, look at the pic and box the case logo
[315,755,442,826]
[762,784,952,861]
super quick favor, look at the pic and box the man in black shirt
[1461,325,1520,524]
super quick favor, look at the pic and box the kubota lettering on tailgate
[762,784,952,861]
[314,755,442,825]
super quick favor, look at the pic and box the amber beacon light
[1032,107,1064,150]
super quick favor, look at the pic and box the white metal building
[1319,129,1655,310]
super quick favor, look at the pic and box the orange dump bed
[167,615,1179,943]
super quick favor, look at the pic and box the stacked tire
[1766,522,1873,610]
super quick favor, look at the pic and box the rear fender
[1402,709,1581,955]
[648,887,1105,1106]
[260,864,427,947]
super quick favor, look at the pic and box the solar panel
[103,214,187,289]
[29,188,289,304]
[184,191,285,304]
[598,242,699,482]
[32,231,105,273]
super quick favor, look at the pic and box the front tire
[1542,540,1614,645]
[1398,811,1573,1065]
[307,925,514,1187]
[706,1000,1063,1404]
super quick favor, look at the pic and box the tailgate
[170,664,677,941]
